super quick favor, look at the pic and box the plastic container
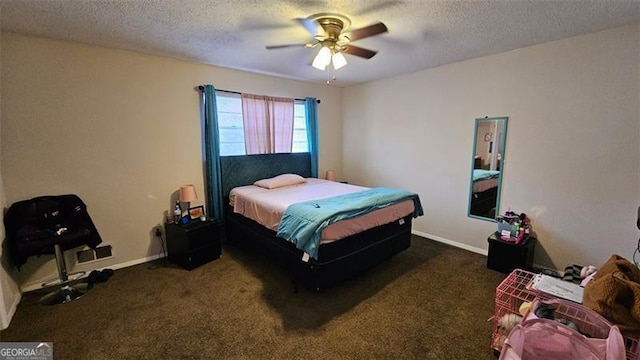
[497,220,518,237]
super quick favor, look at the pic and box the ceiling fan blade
[344,22,388,41]
[342,45,377,59]
[295,18,324,37]
[265,43,312,50]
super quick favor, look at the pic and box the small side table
[486,232,535,274]
[165,219,221,270]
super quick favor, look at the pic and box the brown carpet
[0,235,505,359]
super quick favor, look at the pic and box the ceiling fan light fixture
[311,60,326,70]
[267,13,388,74]
[312,46,332,70]
[332,52,347,69]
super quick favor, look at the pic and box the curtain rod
[197,85,320,103]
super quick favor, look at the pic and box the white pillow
[254,174,307,189]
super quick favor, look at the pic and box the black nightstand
[486,232,536,274]
[165,219,221,270]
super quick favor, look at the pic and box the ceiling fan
[265,13,388,71]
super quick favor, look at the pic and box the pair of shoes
[102,268,114,278]
[87,269,114,284]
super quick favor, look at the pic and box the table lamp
[325,170,336,181]
[179,185,197,214]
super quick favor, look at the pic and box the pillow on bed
[254,174,307,189]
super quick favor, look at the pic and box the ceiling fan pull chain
[325,73,338,86]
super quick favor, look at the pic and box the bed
[221,153,422,291]
[470,169,500,217]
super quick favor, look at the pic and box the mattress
[230,178,414,244]
[473,177,499,193]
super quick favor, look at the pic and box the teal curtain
[201,85,223,221]
[304,97,319,178]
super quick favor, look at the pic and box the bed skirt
[225,207,412,291]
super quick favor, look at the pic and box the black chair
[4,194,102,305]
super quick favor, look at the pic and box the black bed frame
[220,153,413,291]
[470,186,498,217]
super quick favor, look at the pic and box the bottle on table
[173,201,182,223]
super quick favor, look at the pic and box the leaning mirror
[468,116,508,221]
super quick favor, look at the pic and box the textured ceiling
[1,0,639,86]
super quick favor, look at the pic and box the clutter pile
[496,210,531,244]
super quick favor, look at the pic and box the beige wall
[1,23,638,326]
[0,162,20,330]
[1,32,343,289]
[0,26,21,330]
[343,24,640,269]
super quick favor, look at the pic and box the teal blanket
[276,188,423,260]
[473,169,500,181]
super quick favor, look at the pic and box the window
[216,92,308,156]
[216,93,245,156]
[292,102,308,153]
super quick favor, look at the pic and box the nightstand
[165,219,221,270]
[486,232,535,274]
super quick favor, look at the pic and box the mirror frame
[468,116,508,222]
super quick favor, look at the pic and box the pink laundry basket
[499,298,625,360]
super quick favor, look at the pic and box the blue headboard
[220,153,312,197]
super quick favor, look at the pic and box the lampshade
[332,52,347,70]
[325,170,336,181]
[312,46,332,70]
[179,185,197,202]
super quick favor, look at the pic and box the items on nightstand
[496,210,531,245]
[173,200,182,223]
[187,205,205,220]
[179,184,197,213]
[325,170,336,181]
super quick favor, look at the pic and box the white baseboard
[412,230,488,256]
[18,230,503,292]
[411,230,563,275]
[20,253,166,293]
[92,253,165,273]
